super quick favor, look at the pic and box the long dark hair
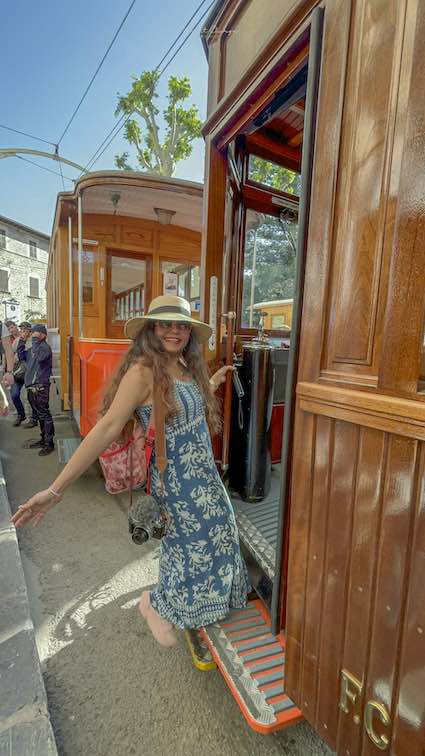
[100,322,221,435]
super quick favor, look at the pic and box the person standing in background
[24,325,55,456]
[9,322,36,427]
[1,321,15,388]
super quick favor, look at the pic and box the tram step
[200,599,302,734]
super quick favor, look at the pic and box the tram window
[161,261,200,312]
[248,155,301,195]
[82,250,94,304]
[111,254,147,322]
[241,209,298,331]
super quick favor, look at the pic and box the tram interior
[225,64,306,612]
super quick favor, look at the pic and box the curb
[0,459,58,755]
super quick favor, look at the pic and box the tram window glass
[161,261,200,311]
[82,250,94,304]
[248,155,301,195]
[241,209,298,331]
[111,254,146,322]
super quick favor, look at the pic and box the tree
[114,70,202,176]
[249,155,301,195]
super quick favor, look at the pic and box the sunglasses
[154,320,191,332]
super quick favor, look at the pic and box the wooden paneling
[284,0,425,753]
[379,0,425,395]
[323,0,407,380]
[158,225,200,256]
[120,226,153,249]
[287,404,425,753]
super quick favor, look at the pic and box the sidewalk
[0,455,57,754]
[1,408,332,756]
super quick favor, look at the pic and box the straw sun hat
[124,295,212,343]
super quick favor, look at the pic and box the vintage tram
[47,172,203,435]
[197,0,425,754]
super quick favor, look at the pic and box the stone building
[0,214,49,323]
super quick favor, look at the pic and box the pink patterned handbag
[99,421,154,495]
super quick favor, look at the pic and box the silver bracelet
[49,488,62,498]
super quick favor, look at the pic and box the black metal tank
[229,341,274,501]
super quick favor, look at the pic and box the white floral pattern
[137,380,250,629]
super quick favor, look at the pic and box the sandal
[138,591,177,648]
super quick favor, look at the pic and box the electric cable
[57,0,137,145]
[81,0,215,174]
[0,123,56,147]
[15,154,74,182]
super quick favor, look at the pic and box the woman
[12,295,249,647]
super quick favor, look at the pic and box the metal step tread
[232,498,279,580]
[201,599,302,734]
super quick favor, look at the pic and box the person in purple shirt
[24,325,55,456]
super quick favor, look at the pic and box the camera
[128,492,168,545]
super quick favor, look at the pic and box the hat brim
[125,313,212,343]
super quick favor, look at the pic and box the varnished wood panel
[391,444,425,753]
[287,405,425,754]
[379,0,425,395]
[324,0,406,374]
[120,226,153,249]
[336,428,386,755]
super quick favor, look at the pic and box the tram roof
[50,171,204,244]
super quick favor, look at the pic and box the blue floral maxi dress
[137,379,250,629]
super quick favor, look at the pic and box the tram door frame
[216,7,324,634]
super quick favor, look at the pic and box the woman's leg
[138,591,177,647]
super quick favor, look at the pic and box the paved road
[1,413,332,756]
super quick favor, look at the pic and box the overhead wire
[58,157,66,190]
[15,154,74,182]
[0,123,56,147]
[81,0,216,175]
[57,0,138,146]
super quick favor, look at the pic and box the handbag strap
[129,385,168,505]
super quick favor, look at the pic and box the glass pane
[111,255,146,323]
[241,209,298,332]
[248,155,301,195]
[81,249,94,304]
[161,261,200,312]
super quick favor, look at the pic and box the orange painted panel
[76,339,130,436]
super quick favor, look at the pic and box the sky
[0,0,211,235]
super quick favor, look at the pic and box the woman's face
[154,320,192,355]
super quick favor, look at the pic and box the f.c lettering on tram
[339,669,392,750]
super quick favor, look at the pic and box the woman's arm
[11,363,152,527]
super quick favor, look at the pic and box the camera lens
[132,526,149,545]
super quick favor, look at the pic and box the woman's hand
[11,489,62,529]
[209,365,235,392]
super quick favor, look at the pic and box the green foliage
[242,213,298,328]
[114,70,202,176]
[249,156,301,195]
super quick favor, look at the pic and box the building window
[29,241,37,260]
[0,230,6,249]
[0,269,9,292]
[29,276,40,298]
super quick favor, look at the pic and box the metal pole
[77,192,83,338]
[68,215,74,337]
[249,229,258,327]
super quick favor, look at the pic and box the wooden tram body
[200,0,425,753]
[47,172,203,435]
